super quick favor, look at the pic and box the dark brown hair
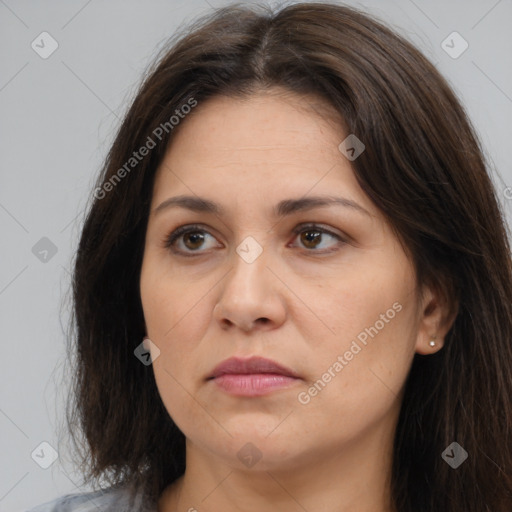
[66,2,512,510]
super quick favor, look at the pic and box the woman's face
[140,90,437,472]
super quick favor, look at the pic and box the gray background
[1,0,511,510]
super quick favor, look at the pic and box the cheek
[298,263,417,406]
[140,256,211,421]
[303,263,412,351]
[141,271,206,379]
[290,231,413,337]
[140,254,196,334]
[150,331,224,445]
[297,292,417,429]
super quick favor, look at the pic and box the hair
[65,2,512,510]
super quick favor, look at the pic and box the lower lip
[211,373,299,396]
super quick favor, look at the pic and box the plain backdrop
[1,0,511,510]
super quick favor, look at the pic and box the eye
[163,223,346,256]
[290,223,346,253]
[163,224,221,255]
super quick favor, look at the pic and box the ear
[415,281,458,355]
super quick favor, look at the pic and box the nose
[213,244,287,332]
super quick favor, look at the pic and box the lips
[207,356,300,380]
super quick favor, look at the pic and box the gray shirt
[26,484,156,512]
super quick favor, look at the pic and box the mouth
[207,356,301,397]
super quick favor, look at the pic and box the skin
[139,88,453,512]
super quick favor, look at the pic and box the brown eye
[182,231,206,250]
[291,224,345,253]
[164,225,221,255]
[300,229,323,249]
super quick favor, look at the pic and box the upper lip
[208,356,300,379]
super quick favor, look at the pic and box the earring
[429,339,436,347]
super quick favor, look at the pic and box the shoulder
[26,483,151,512]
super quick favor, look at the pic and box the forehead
[168,90,344,153]
[157,90,344,174]
[150,90,373,215]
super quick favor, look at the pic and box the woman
[30,2,512,511]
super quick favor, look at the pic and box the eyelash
[162,223,347,257]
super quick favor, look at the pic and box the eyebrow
[152,194,371,218]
